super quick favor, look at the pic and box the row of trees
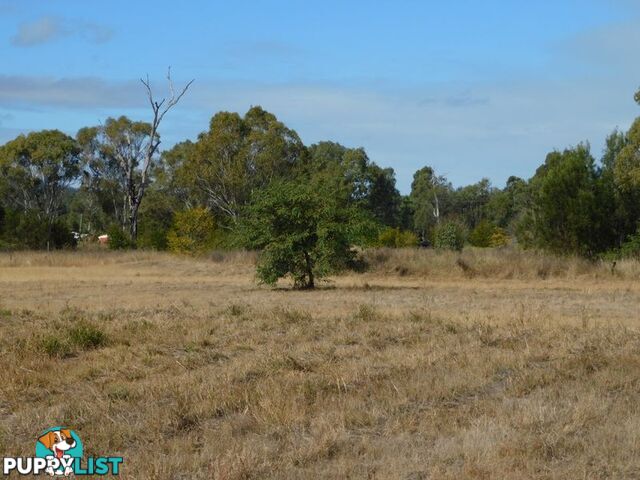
[1,83,639,285]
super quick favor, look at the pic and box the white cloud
[10,16,114,47]
[0,75,141,108]
[11,17,61,46]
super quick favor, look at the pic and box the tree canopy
[3,85,640,272]
[180,107,307,223]
[241,179,356,288]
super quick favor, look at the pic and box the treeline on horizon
[1,88,640,263]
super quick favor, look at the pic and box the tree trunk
[46,216,53,251]
[303,251,314,289]
[129,205,139,246]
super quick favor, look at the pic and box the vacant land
[1,249,640,479]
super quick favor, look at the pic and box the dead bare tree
[125,68,194,243]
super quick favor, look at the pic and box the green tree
[451,178,494,230]
[484,176,529,231]
[77,117,157,245]
[614,118,640,194]
[241,180,356,289]
[600,128,639,247]
[157,140,201,208]
[106,224,132,250]
[409,166,452,240]
[308,142,402,227]
[528,144,615,256]
[137,186,176,250]
[367,166,402,227]
[181,107,307,224]
[0,130,80,249]
[77,72,192,245]
[602,129,628,172]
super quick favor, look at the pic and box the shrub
[490,228,510,247]
[138,219,170,250]
[137,188,175,250]
[469,220,510,248]
[50,220,76,249]
[468,220,496,247]
[167,207,218,255]
[433,221,466,251]
[619,228,640,259]
[377,227,419,248]
[107,225,132,250]
[1,210,75,250]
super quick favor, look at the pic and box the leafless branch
[126,68,194,241]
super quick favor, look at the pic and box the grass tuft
[40,318,108,357]
[68,321,108,349]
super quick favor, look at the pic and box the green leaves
[183,107,307,221]
[0,130,80,248]
[527,145,615,257]
[308,142,402,228]
[241,180,356,289]
[167,207,219,255]
[613,118,640,193]
[433,221,466,251]
[409,166,452,239]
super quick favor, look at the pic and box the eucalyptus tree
[0,129,81,249]
[180,106,307,224]
[409,166,452,240]
[77,70,193,244]
[613,92,640,194]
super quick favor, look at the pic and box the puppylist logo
[3,427,123,476]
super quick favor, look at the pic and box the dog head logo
[35,427,83,476]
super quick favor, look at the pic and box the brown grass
[363,247,640,280]
[1,249,640,478]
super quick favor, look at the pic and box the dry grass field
[1,248,640,479]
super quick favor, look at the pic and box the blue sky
[1,0,639,192]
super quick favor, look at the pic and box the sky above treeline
[0,0,639,193]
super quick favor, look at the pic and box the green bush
[468,220,510,248]
[433,221,466,251]
[68,321,108,349]
[137,189,175,250]
[50,220,76,249]
[377,227,419,248]
[619,228,640,259]
[489,228,510,247]
[107,225,132,250]
[468,220,496,247]
[1,211,75,250]
[138,219,170,250]
[167,207,218,255]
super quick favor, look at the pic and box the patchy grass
[1,250,640,478]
